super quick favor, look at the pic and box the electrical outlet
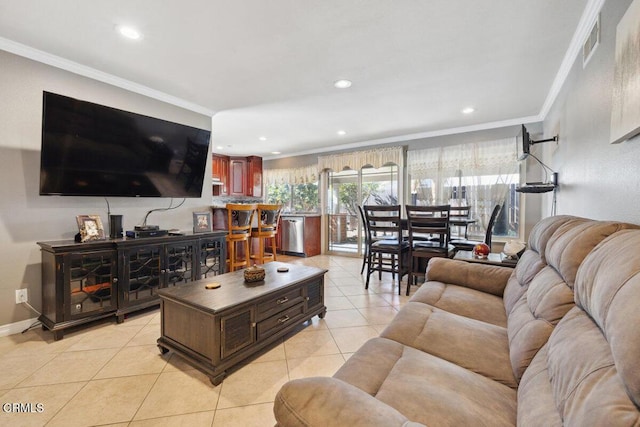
[15,289,28,304]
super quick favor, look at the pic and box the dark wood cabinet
[213,155,262,197]
[212,154,229,196]
[38,232,227,340]
[229,157,247,196]
[246,156,263,197]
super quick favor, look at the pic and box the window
[265,182,319,213]
[408,138,520,240]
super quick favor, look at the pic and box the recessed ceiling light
[337,130,347,136]
[462,107,475,114]
[334,79,352,89]
[271,151,281,155]
[258,136,267,141]
[216,146,224,150]
[117,25,142,40]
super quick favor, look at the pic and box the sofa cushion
[416,215,581,328]
[518,229,640,426]
[506,220,639,383]
[274,377,425,427]
[333,337,517,427]
[410,268,508,327]
[380,302,517,388]
[502,215,587,315]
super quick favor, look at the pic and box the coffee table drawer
[257,302,305,340]
[256,287,304,321]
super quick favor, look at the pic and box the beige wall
[0,51,213,332]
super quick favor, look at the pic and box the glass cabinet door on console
[119,244,163,312]
[66,250,117,319]
[198,236,226,278]
[118,240,198,319]
[165,241,197,285]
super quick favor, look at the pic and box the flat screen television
[40,91,211,197]
[518,124,531,160]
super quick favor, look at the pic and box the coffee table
[157,261,327,385]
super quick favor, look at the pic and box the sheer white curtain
[263,165,318,186]
[407,138,519,237]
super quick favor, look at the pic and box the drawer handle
[278,315,290,324]
[277,297,289,304]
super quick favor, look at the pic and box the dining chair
[363,205,410,294]
[405,204,455,295]
[250,203,283,264]
[451,204,502,253]
[357,205,369,275]
[225,203,257,271]
[449,205,472,239]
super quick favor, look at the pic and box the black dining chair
[405,204,455,295]
[363,205,410,294]
[450,204,502,252]
[449,205,472,239]
[357,205,370,275]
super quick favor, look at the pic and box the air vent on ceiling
[583,14,600,68]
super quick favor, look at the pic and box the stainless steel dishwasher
[280,216,305,255]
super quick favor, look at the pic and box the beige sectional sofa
[274,216,640,426]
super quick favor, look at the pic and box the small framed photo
[76,215,106,242]
[193,212,212,233]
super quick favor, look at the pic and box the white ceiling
[0,0,593,158]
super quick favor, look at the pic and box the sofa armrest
[274,377,426,427]
[425,258,513,297]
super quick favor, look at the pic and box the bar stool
[250,204,283,264]
[225,203,256,271]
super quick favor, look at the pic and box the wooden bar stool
[251,204,283,264]
[225,203,256,271]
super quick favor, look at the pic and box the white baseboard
[0,317,40,338]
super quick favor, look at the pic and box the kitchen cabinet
[229,157,247,196]
[246,156,263,197]
[212,154,229,196]
[213,155,262,197]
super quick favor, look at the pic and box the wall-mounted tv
[40,91,211,198]
[518,124,531,160]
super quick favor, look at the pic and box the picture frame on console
[76,215,106,242]
[193,212,213,233]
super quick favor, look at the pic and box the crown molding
[264,115,541,160]
[0,37,215,117]
[538,0,605,119]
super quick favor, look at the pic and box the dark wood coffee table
[157,261,327,385]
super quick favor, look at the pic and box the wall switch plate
[15,289,28,304]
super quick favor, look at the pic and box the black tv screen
[40,92,211,198]
[518,124,531,161]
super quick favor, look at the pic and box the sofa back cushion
[502,215,584,314]
[506,219,638,383]
[518,230,640,425]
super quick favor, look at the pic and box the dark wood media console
[38,231,227,340]
[156,261,327,385]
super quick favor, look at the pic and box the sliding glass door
[326,165,399,255]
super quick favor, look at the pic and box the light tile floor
[0,254,417,426]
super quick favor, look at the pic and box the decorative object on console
[109,214,123,239]
[473,242,491,259]
[610,0,640,144]
[244,264,266,283]
[76,215,105,242]
[193,211,213,233]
